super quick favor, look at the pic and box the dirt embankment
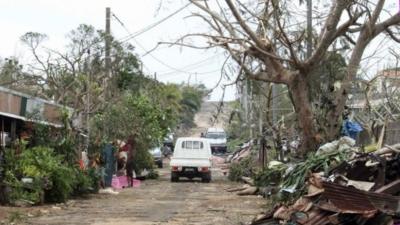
[190,101,233,137]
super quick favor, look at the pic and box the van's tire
[201,172,211,183]
[171,172,179,182]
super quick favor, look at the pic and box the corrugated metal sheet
[321,181,400,215]
[303,209,331,225]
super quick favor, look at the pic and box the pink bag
[112,175,141,189]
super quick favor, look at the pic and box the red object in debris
[171,166,179,172]
[79,159,85,170]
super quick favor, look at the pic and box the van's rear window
[181,141,204,149]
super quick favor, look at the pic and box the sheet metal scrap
[320,180,400,216]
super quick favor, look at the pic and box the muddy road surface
[23,163,266,225]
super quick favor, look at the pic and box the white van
[204,127,227,154]
[169,137,212,182]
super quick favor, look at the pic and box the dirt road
[23,164,266,225]
[5,101,266,225]
[190,101,232,137]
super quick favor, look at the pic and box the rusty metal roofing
[320,181,400,216]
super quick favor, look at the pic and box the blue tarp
[342,119,363,140]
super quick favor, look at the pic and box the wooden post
[10,119,16,142]
[1,118,4,149]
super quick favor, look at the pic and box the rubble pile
[251,143,400,225]
[216,141,253,175]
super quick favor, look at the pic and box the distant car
[163,133,174,150]
[149,147,163,168]
[204,127,227,154]
[169,137,212,183]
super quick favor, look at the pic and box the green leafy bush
[18,147,76,203]
[2,142,101,205]
[254,164,287,187]
[145,169,159,180]
[228,156,257,182]
[134,147,154,174]
[45,165,75,203]
[73,168,100,195]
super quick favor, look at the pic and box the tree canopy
[179,0,400,154]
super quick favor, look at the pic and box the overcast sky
[0,0,236,101]
[0,1,399,101]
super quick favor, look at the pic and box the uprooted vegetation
[225,138,400,225]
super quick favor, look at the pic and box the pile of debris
[214,141,253,175]
[251,143,400,225]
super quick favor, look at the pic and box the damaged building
[0,86,70,147]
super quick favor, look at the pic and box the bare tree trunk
[288,74,319,154]
[325,29,372,140]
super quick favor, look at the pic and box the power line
[113,11,224,77]
[156,53,224,74]
[158,69,222,78]
[117,3,191,43]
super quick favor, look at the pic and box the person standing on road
[124,136,137,187]
[126,154,135,187]
[102,142,117,189]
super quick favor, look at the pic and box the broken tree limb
[377,118,387,149]
[374,144,400,155]
[226,184,250,192]
[375,180,400,195]
[237,187,258,196]
[241,176,255,186]
[383,145,400,153]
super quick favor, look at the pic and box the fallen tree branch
[225,184,250,192]
[241,176,255,186]
[373,143,400,155]
[237,186,258,196]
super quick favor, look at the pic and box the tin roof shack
[0,86,70,147]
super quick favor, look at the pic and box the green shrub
[134,148,154,174]
[4,170,41,204]
[228,156,257,182]
[45,166,75,203]
[254,164,287,187]
[18,147,76,203]
[145,169,159,179]
[3,146,100,204]
[86,168,101,193]
[73,168,100,195]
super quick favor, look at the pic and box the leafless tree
[170,0,400,154]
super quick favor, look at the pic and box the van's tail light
[172,166,179,172]
[201,167,209,172]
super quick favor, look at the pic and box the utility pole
[154,72,157,80]
[103,7,111,138]
[105,7,111,99]
[306,0,312,58]
[85,49,91,152]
